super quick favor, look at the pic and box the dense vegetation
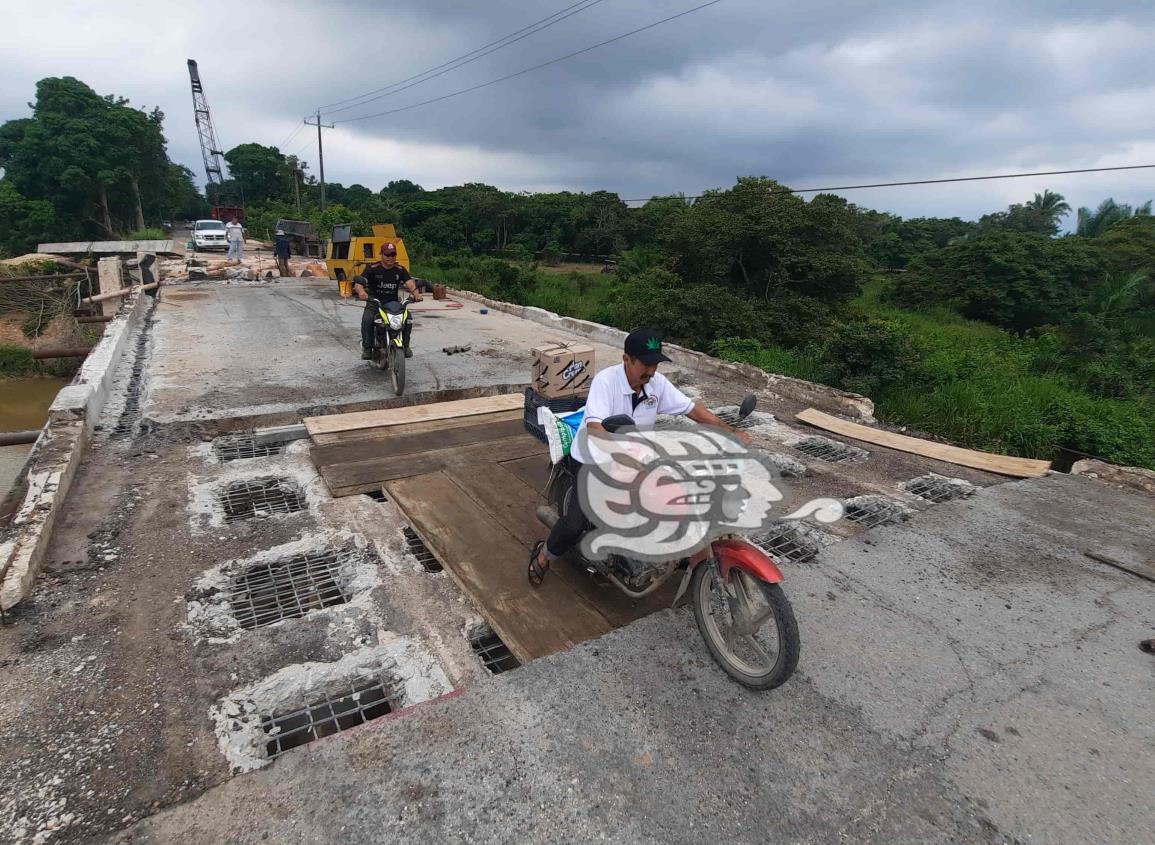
[1,76,1152,468]
[0,77,205,253]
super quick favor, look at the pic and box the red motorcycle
[533,398,799,690]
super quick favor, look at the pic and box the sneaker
[361,348,374,360]
[403,347,413,359]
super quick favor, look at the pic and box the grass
[413,256,615,322]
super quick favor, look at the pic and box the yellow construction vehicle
[326,224,411,288]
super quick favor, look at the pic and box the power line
[334,0,723,124]
[619,164,1155,203]
[319,0,607,117]
[275,120,308,152]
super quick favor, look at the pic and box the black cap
[624,328,672,365]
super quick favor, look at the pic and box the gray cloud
[3,0,1155,222]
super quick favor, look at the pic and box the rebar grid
[793,436,867,463]
[403,527,442,572]
[219,478,306,522]
[228,550,350,629]
[214,433,286,462]
[470,631,520,674]
[749,523,819,564]
[261,677,394,759]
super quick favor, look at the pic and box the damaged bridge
[0,273,1151,844]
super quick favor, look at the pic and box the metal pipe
[81,282,159,304]
[0,430,40,447]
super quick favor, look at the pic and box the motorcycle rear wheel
[691,563,799,690]
[389,342,406,395]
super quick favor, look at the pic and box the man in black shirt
[353,242,422,359]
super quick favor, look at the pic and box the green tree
[1076,198,1153,237]
[0,76,181,238]
[0,179,57,255]
[669,177,867,303]
[898,231,1104,332]
[1026,190,1071,227]
[223,143,294,205]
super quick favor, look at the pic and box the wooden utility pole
[304,111,335,211]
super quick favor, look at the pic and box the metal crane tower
[186,59,227,186]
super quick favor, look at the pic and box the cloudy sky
[3,0,1155,222]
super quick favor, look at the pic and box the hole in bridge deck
[713,408,758,430]
[749,522,819,564]
[214,433,287,462]
[793,436,868,464]
[844,499,908,529]
[470,630,520,674]
[228,550,350,629]
[403,527,441,572]
[903,475,975,503]
[219,478,307,522]
[261,678,395,759]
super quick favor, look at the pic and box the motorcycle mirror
[738,393,758,419]
[601,414,635,433]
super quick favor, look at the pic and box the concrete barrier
[448,287,876,422]
[0,287,150,612]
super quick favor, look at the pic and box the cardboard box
[531,341,594,399]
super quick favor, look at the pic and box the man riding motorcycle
[528,328,752,583]
[354,242,422,360]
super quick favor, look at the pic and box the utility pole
[304,111,334,210]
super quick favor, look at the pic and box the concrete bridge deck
[0,278,1150,845]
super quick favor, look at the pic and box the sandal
[527,540,549,587]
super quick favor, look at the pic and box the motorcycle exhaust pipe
[536,505,558,529]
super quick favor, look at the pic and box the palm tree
[1076,198,1153,237]
[1026,189,1071,228]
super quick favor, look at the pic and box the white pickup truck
[192,219,228,252]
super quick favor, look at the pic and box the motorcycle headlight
[387,313,404,330]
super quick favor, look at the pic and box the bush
[824,318,922,396]
[0,345,36,375]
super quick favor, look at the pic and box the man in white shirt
[225,217,245,263]
[529,328,752,583]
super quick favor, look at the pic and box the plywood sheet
[317,433,546,497]
[386,471,612,662]
[304,393,524,438]
[311,416,527,468]
[796,408,1051,478]
[310,409,521,446]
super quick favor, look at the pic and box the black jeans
[545,457,589,560]
[361,301,412,350]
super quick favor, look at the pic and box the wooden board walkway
[796,408,1052,478]
[303,393,524,440]
[308,408,675,662]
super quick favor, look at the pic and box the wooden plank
[386,472,612,662]
[311,416,527,468]
[795,408,1051,478]
[319,434,546,497]
[443,462,677,628]
[500,454,552,493]
[310,409,522,446]
[304,393,524,438]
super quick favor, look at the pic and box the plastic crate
[523,387,585,443]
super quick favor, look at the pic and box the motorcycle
[366,295,412,396]
[532,394,800,690]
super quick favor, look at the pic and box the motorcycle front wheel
[691,563,799,690]
[389,341,406,395]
